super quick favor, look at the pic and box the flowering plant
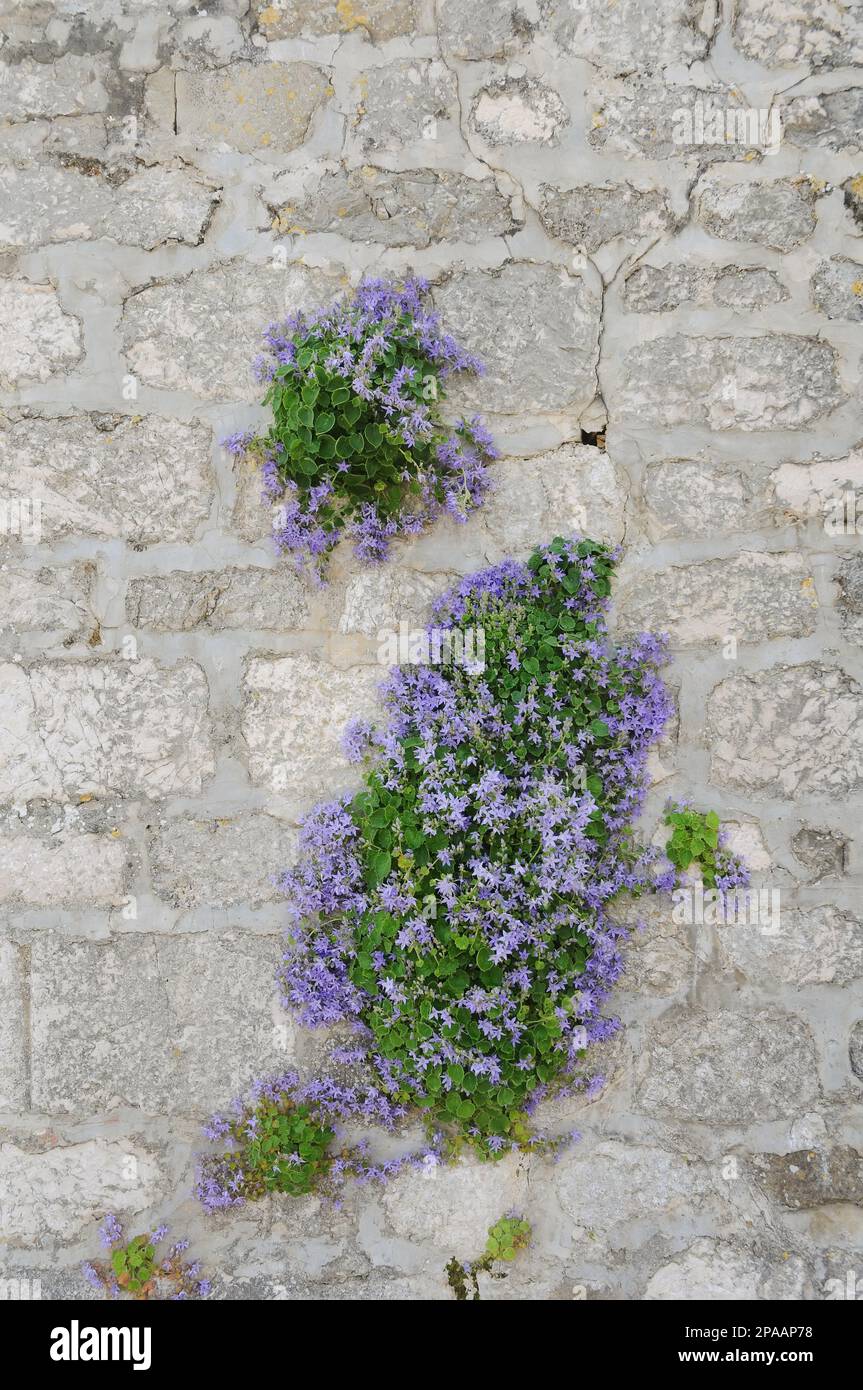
[278,537,675,1155]
[198,535,746,1209]
[227,277,495,574]
[83,1216,209,1299]
[446,1213,532,1300]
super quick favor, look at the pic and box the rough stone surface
[642,460,754,539]
[434,264,599,415]
[705,664,863,797]
[0,54,109,119]
[749,1147,863,1210]
[121,260,339,401]
[771,450,863,522]
[0,414,213,547]
[784,89,863,152]
[254,0,417,42]
[811,257,863,321]
[644,1240,807,1301]
[624,262,787,312]
[792,827,848,880]
[0,280,82,387]
[538,183,672,252]
[127,566,310,631]
[851,1023,863,1081]
[470,76,569,146]
[556,1141,711,1233]
[480,445,627,554]
[615,334,844,430]
[0,564,93,637]
[0,659,214,801]
[242,653,380,801]
[616,551,817,647]
[0,163,219,250]
[339,568,454,640]
[543,0,712,71]
[718,906,863,988]
[733,0,863,68]
[269,167,518,247]
[148,813,296,908]
[30,932,282,1115]
[638,1009,819,1123]
[695,178,819,250]
[437,0,528,58]
[588,81,774,161]
[354,60,458,152]
[0,832,129,908]
[176,61,331,154]
[0,1140,163,1248]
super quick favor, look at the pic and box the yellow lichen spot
[78,794,93,804]
[258,5,281,27]
[744,149,757,161]
[853,281,863,296]
[337,0,370,32]
[591,112,604,129]
[800,576,817,603]
[260,131,272,146]
[110,828,122,838]
[849,174,863,197]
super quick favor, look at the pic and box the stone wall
[1,0,862,1300]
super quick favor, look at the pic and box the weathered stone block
[750,1147,863,1209]
[480,445,627,554]
[148,813,296,909]
[624,262,786,312]
[0,1139,164,1247]
[588,81,772,161]
[242,653,380,801]
[556,1140,711,1232]
[254,0,417,41]
[270,166,518,247]
[339,569,454,640]
[126,566,309,632]
[615,551,817,647]
[0,280,82,387]
[470,75,569,146]
[381,1156,521,1250]
[644,1239,807,1300]
[0,163,218,251]
[0,659,214,802]
[695,178,819,250]
[615,334,844,430]
[538,182,672,252]
[355,60,458,152]
[811,256,863,321]
[705,664,863,797]
[543,0,711,71]
[0,54,109,119]
[733,0,863,69]
[176,61,330,154]
[637,1008,819,1122]
[718,906,863,987]
[0,833,129,908]
[642,460,753,539]
[0,414,213,547]
[433,264,600,414]
[438,0,529,58]
[122,260,338,401]
[0,564,93,637]
[784,89,863,152]
[792,826,848,880]
[771,450,863,523]
[30,932,284,1115]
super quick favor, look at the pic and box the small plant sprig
[446,1214,532,1300]
[82,1216,210,1300]
[663,803,750,892]
[226,277,496,576]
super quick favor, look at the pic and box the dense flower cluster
[83,1218,209,1300]
[275,537,676,1156]
[226,277,496,575]
[196,1069,446,1212]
